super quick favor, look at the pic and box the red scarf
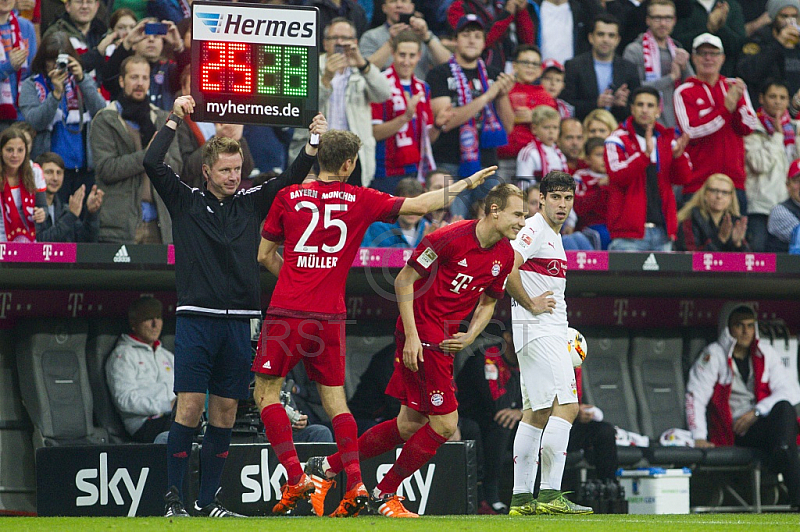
[0,11,23,120]
[642,30,678,114]
[757,107,796,149]
[532,136,568,178]
[381,65,431,176]
[642,30,676,83]
[2,179,35,242]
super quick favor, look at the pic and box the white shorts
[518,335,578,412]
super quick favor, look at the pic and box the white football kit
[510,213,577,411]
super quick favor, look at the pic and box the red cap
[542,59,564,73]
[789,159,800,180]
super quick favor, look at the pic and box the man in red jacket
[604,86,692,251]
[673,33,758,214]
[686,302,800,511]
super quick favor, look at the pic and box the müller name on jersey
[297,254,339,268]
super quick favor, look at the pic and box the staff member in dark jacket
[144,94,326,518]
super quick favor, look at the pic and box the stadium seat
[580,328,640,433]
[160,320,176,354]
[682,328,715,381]
[694,448,765,513]
[85,318,130,444]
[15,320,108,448]
[630,332,703,467]
[0,330,35,513]
[617,446,645,467]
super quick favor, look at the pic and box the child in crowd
[540,59,573,119]
[573,137,611,249]
[516,105,566,188]
[746,79,797,251]
[497,45,557,181]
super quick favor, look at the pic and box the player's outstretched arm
[398,165,498,216]
[258,238,283,277]
[395,264,424,372]
[440,293,498,353]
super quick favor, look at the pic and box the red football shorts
[251,314,346,387]
[385,338,457,416]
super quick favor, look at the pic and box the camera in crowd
[56,53,70,73]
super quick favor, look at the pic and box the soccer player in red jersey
[250,130,496,517]
[305,183,526,517]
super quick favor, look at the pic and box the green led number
[282,46,308,97]
[257,45,281,95]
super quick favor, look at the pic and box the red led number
[200,42,253,94]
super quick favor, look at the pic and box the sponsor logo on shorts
[430,392,444,407]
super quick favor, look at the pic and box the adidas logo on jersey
[263,360,271,369]
[642,253,659,271]
[458,258,468,267]
[114,245,131,263]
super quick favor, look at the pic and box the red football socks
[326,418,404,476]
[331,413,362,491]
[261,403,304,485]
[376,423,446,496]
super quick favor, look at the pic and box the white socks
[512,422,543,494]
[539,416,572,490]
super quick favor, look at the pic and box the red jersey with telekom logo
[510,213,568,348]
[397,220,514,347]
[262,180,404,319]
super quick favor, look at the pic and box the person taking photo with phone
[19,31,107,203]
[102,17,184,110]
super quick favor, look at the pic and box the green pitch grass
[1,514,798,532]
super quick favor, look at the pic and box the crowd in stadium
[1,0,799,252]
[4,0,800,519]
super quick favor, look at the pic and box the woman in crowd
[0,127,45,242]
[98,8,139,60]
[18,32,107,203]
[676,173,750,252]
[583,109,618,140]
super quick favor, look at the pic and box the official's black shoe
[164,486,190,517]
[193,498,246,517]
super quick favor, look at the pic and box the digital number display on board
[190,1,319,127]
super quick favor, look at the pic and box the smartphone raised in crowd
[398,13,413,25]
[334,43,345,55]
[145,22,168,35]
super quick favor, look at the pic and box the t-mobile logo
[450,273,473,294]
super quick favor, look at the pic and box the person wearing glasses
[674,33,758,214]
[289,17,391,188]
[497,45,557,182]
[623,0,693,129]
[676,173,750,251]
